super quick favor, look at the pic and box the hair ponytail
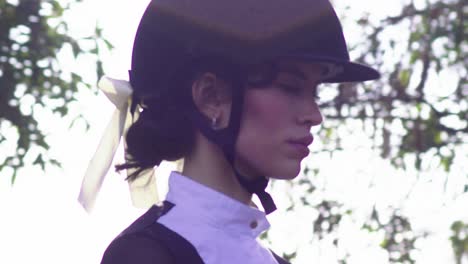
[115,92,194,181]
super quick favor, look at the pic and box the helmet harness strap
[187,75,277,214]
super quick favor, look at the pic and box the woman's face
[235,60,324,180]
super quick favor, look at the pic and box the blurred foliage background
[0,0,110,183]
[0,0,467,263]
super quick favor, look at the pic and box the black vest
[101,201,290,264]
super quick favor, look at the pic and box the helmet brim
[285,54,381,83]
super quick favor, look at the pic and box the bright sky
[1,0,467,264]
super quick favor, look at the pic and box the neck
[182,132,253,205]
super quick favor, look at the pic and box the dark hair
[116,56,278,181]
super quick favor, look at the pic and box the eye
[277,82,322,101]
[277,83,301,95]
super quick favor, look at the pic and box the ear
[191,72,232,129]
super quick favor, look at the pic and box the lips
[287,135,314,157]
[289,135,314,147]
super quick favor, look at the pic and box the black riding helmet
[129,0,380,214]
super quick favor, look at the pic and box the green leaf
[398,69,411,88]
[33,153,45,171]
[103,38,114,50]
[409,50,421,64]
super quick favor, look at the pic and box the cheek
[235,89,296,177]
[241,90,288,130]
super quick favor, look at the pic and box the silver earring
[211,116,219,129]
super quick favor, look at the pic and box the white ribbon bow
[78,76,159,212]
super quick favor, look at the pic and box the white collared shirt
[157,171,279,264]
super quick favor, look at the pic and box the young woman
[98,0,380,263]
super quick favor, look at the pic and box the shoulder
[102,231,176,264]
[101,203,177,264]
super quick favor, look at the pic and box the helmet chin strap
[232,168,277,214]
[188,79,277,214]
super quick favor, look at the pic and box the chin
[268,164,302,180]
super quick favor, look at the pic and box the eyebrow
[275,65,308,81]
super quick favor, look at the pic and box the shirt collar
[165,171,270,238]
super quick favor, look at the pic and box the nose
[297,99,323,127]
